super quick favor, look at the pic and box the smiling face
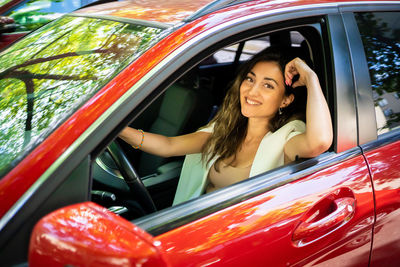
[240,60,293,120]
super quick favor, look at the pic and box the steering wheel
[107,140,157,214]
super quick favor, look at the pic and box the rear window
[355,12,400,135]
[0,15,164,176]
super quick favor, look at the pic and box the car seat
[136,75,214,177]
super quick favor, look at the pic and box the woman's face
[240,60,292,120]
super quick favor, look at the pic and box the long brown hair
[201,46,306,166]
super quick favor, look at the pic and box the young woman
[119,47,333,205]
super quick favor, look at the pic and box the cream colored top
[172,119,306,205]
[207,161,252,193]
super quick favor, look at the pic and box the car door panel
[348,8,400,266]
[362,138,400,266]
[155,154,373,266]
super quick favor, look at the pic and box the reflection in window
[378,98,388,107]
[355,12,400,135]
[213,31,305,64]
[0,16,164,177]
[384,109,394,117]
[213,43,239,63]
[239,37,270,61]
[5,0,96,32]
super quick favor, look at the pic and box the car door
[348,7,400,266]
[127,11,376,266]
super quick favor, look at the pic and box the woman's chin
[241,107,260,118]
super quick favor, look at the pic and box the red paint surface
[29,202,170,266]
[0,0,394,247]
[28,155,374,266]
[156,155,374,266]
[363,140,400,266]
[74,0,397,26]
[74,0,215,25]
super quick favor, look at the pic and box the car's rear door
[345,6,400,266]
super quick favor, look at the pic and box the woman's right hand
[284,57,317,88]
[283,57,333,161]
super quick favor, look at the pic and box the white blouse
[172,119,306,205]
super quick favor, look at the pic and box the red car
[0,0,399,266]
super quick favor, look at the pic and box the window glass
[213,43,239,63]
[213,31,304,64]
[239,37,270,61]
[0,16,164,177]
[4,0,96,32]
[355,12,400,134]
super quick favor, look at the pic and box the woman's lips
[245,97,261,105]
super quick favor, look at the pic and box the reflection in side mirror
[0,16,16,34]
[0,23,17,34]
[29,202,170,266]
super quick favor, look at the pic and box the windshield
[0,15,164,177]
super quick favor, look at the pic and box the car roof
[74,0,218,25]
[73,0,394,26]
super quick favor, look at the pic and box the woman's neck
[245,118,270,142]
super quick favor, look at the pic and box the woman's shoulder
[269,119,305,141]
[279,119,306,131]
[197,122,215,133]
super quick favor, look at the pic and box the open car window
[91,22,332,230]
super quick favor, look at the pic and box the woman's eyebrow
[249,71,278,85]
[264,77,278,85]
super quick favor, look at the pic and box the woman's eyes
[245,76,253,83]
[244,76,274,89]
[264,83,274,89]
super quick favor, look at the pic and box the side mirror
[29,202,170,266]
[0,16,17,34]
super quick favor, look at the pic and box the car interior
[91,25,329,221]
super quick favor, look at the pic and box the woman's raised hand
[284,57,316,88]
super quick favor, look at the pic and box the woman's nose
[248,83,260,95]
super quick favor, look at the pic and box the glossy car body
[0,0,399,266]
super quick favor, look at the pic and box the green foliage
[7,0,82,32]
[0,16,163,176]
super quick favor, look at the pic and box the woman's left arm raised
[284,58,333,161]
